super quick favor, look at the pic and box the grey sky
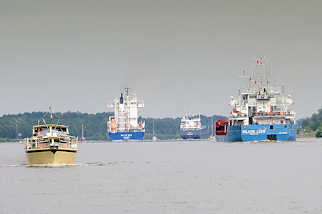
[1,0,321,118]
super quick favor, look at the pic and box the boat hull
[215,124,296,142]
[107,131,145,141]
[180,128,209,139]
[215,125,242,142]
[241,124,296,142]
[26,148,77,165]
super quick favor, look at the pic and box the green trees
[0,112,226,141]
[301,107,322,137]
[316,129,322,138]
[0,112,112,141]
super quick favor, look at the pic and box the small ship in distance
[180,114,209,139]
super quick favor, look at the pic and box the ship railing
[252,112,295,117]
[24,136,77,150]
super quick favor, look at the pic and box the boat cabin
[33,124,69,137]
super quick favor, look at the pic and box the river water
[1,138,322,214]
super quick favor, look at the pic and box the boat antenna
[49,106,53,123]
[41,108,49,127]
[42,118,48,127]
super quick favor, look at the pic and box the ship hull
[108,131,145,141]
[180,128,209,139]
[241,124,296,142]
[215,125,242,142]
[215,124,296,142]
[26,148,77,165]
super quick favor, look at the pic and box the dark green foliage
[301,107,322,137]
[0,112,226,140]
[316,129,322,138]
[0,112,112,140]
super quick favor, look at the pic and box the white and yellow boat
[24,124,78,165]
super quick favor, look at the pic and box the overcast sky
[1,0,321,118]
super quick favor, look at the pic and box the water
[1,138,322,214]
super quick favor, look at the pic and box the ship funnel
[120,93,124,104]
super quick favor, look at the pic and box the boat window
[52,127,67,134]
[39,128,49,136]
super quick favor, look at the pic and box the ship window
[40,128,49,135]
[270,125,274,130]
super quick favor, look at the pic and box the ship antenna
[125,87,130,96]
[49,106,52,122]
[153,120,155,136]
[42,118,47,127]
[41,108,49,127]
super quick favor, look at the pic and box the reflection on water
[0,139,322,214]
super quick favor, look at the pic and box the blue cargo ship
[107,88,145,141]
[215,57,296,142]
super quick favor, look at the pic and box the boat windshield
[52,127,67,135]
[38,128,49,136]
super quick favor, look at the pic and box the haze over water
[1,139,322,214]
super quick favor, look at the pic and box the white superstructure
[180,114,201,130]
[108,88,145,133]
[229,57,296,126]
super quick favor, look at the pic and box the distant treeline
[302,108,322,137]
[301,107,322,138]
[0,112,227,141]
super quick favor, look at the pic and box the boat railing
[25,136,78,150]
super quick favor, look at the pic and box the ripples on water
[1,139,322,214]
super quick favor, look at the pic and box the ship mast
[81,123,86,143]
[125,87,129,96]
[49,106,53,124]
[125,88,130,131]
[153,120,155,136]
